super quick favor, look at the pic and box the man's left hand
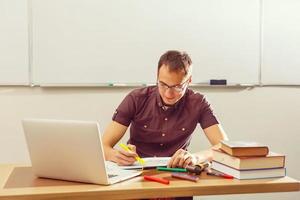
[167,149,198,168]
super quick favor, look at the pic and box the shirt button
[144,125,147,128]
[182,128,185,131]
[164,117,168,121]
[162,133,165,137]
[160,143,164,146]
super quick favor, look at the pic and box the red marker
[207,171,234,179]
[144,175,170,185]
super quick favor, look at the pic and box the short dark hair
[157,50,192,76]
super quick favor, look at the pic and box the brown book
[213,149,285,170]
[220,140,269,157]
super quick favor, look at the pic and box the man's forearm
[103,145,116,162]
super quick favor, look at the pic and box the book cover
[220,140,269,157]
[213,149,285,170]
[212,161,286,180]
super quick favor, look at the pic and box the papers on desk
[106,157,171,169]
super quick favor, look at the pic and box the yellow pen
[119,143,145,165]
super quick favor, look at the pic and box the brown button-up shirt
[112,86,219,157]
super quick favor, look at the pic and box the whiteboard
[261,0,300,85]
[32,0,260,86]
[0,0,29,85]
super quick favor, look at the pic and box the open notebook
[107,157,171,169]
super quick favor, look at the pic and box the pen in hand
[119,143,145,165]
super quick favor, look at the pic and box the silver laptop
[22,119,142,185]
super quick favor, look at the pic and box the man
[103,50,228,168]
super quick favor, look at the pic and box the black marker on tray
[210,79,227,85]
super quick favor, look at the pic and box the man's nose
[164,88,175,97]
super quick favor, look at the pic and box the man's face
[157,64,191,106]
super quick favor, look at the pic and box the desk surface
[0,164,299,200]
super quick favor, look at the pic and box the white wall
[0,86,299,199]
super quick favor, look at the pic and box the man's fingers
[117,157,134,166]
[171,154,183,168]
[167,155,176,167]
[183,157,192,168]
[117,152,135,162]
[116,155,135,166]
[177,151,190,168]
[167,149,183,167]
[115,144,142,166]
[127,144,136,152]
[116,151,136,164]
[119,147,138,157]
[168,149,195,168]
[177,156,185,167]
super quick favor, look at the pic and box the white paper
[106,157,171,170]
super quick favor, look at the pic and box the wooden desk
[0,164,299,200]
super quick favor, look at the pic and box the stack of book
[211,141,286,180]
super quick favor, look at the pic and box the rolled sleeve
[198,97,219,129]
[112,93,136,127]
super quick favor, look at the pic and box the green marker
[156,167,187,172]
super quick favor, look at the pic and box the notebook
[107,157,171,169]
[22,118,142,185]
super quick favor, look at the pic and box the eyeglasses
[157,78,190,93]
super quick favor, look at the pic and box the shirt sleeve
[198,96,219,129]
[112,92,136,127]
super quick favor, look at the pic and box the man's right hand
[109,144,138,166]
